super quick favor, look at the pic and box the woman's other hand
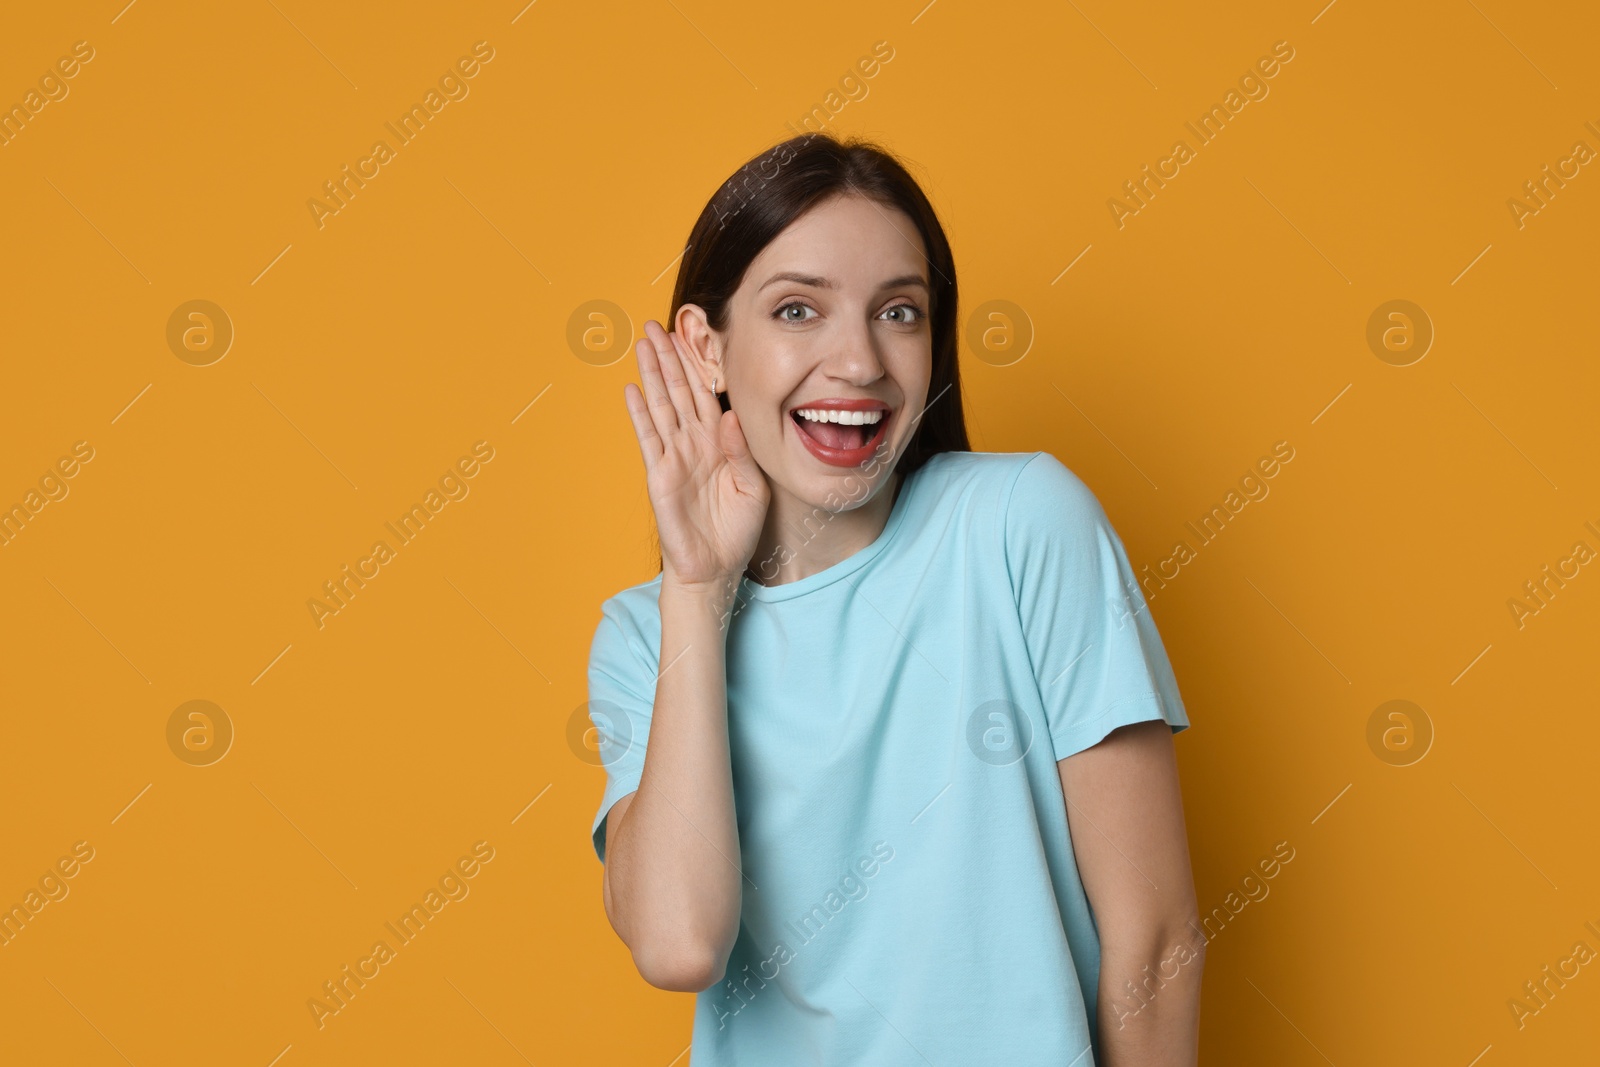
[622,319,770,593]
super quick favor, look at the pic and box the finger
[634,329,680,439]
[721,409,764,490]
[670,330,721,428]
[623,382,662,470]
[655,326,722,457]
[645,320,698,437]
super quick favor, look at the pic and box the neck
[745,470,903,587]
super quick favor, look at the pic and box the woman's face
[682,192,934,512]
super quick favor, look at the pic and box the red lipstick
[788,398,893,469]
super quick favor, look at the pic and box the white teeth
[794,408,885,425]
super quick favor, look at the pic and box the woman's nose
[820,319,886,384]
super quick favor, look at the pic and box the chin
[796,461,891,509]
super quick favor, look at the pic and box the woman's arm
[602,578,744,993]
[602,319,770,993]
[1059,719,1204,1066]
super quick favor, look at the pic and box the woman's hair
[653,131,970,573]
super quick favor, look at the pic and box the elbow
[632,941,729,993]
[1157,910,1207,965]
[1103,909,1207,972]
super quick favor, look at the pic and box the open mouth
[792,409,880,449]
[790,405,891,460]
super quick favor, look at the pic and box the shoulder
[589,572,663,668]
[598,571,664,624]
[998,450,1108,534]
[991,451,1126,593]
[910,449,1053,503]
[917,450,1103,530]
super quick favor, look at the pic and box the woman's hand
[623,320,770,593]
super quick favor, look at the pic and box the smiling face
[677,192,934,516]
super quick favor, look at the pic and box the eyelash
[772,300,926,325]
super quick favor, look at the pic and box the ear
[674,303,722,392]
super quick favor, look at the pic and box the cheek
[726,378,790,456]
[887,347,933,419]
[731,336,806,421]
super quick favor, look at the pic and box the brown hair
[654,131,970,572]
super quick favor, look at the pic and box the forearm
[605,579,744,987]
[1095,922,1205,1066]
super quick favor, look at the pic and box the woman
[587,131,1203,1065]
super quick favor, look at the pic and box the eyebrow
[757,271,930,293]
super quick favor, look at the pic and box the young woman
[587,132,1203,1065]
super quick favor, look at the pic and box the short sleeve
[586,599,658,864]
[1002,451,1189,761]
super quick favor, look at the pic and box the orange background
[2,1,1596,1064]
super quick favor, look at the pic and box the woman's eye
[773,301,924,324]
[775,301,816,322]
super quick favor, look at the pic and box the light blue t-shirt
[586,450,1190,1066]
